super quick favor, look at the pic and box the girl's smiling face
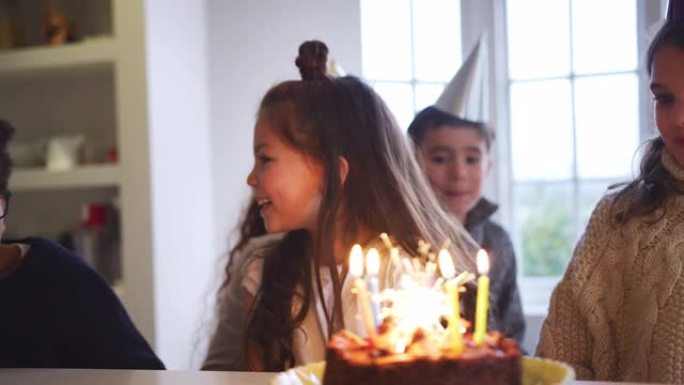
[418,125,491,223]
[651,45,684,167]
[246,117,324,234]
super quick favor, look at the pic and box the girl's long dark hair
[219,199,266,292]
[611,21,684,224]
[246,230,311,370]
[244,41,478,371]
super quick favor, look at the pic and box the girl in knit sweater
[536,15,684,383]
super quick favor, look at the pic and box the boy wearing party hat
[407,36,525,345]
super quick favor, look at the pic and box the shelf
[10,164,120,191]
[0,38,116,77]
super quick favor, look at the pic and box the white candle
[366,248,382,328]
[350,244,376,339]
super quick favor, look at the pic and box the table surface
[0,369,656,385]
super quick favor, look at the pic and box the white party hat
[433,34,489,122]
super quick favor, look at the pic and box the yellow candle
[438,248,463,353]
[473,249,490,345]
[350,244,376,339]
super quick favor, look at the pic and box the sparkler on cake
[348,234,487,354]
[323,234,522,385]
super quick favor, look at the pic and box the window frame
[360,0,463,128]
[461,0,666,311]
[359,0,666,313]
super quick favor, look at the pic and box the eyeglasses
[0,190,11,219]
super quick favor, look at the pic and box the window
[501,0,667,313]
[360,0,662,314]
[506,0,642,284]
[360,0,462,129]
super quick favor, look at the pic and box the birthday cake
[323,329,521,385]
[323,241,522,385]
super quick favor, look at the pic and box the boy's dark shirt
[0,237,164,369]
[462,198,526,345]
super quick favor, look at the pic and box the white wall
[143,0,214,369]
[206,0,362,274]
[200,0,361,369]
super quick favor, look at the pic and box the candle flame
[350,244,364,277]
[366,248,380,276]
[347,234,480,355]
[438,249,455,279]
[395,340,407,354]
[476,249,489,275]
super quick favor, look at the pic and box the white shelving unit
[0,0,215,368]
[0,0,120,279]
[0,0,132,346]
[0,38,115,75]
[10,164,120,190]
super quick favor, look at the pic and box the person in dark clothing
[408,107,525,345]
[0,120,164,369]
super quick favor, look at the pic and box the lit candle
[438,248,463,353]
[473,249,490,345]
[350,244,376,339]
[389,247,401,270]
[366,248,382,328]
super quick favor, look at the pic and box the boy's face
[418,125,491,223]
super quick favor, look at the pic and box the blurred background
[0,0,670,368]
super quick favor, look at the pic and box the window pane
[361,0,413,80]
[414,83,445,112]
[506,0,571,80]
[578,180,612,232]
[510,79,574,181]
[575,74,639,179]
[572,0,637,74]
[372,82,414,130]
[413,0,461,82]
[514,182,574,277]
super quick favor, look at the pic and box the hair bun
[295,40,329,81]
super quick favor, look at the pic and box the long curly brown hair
[611,21,684,224]
[242,40,478,371]
[220,198,266,292]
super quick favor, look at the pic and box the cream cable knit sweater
[536,150,684,383]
